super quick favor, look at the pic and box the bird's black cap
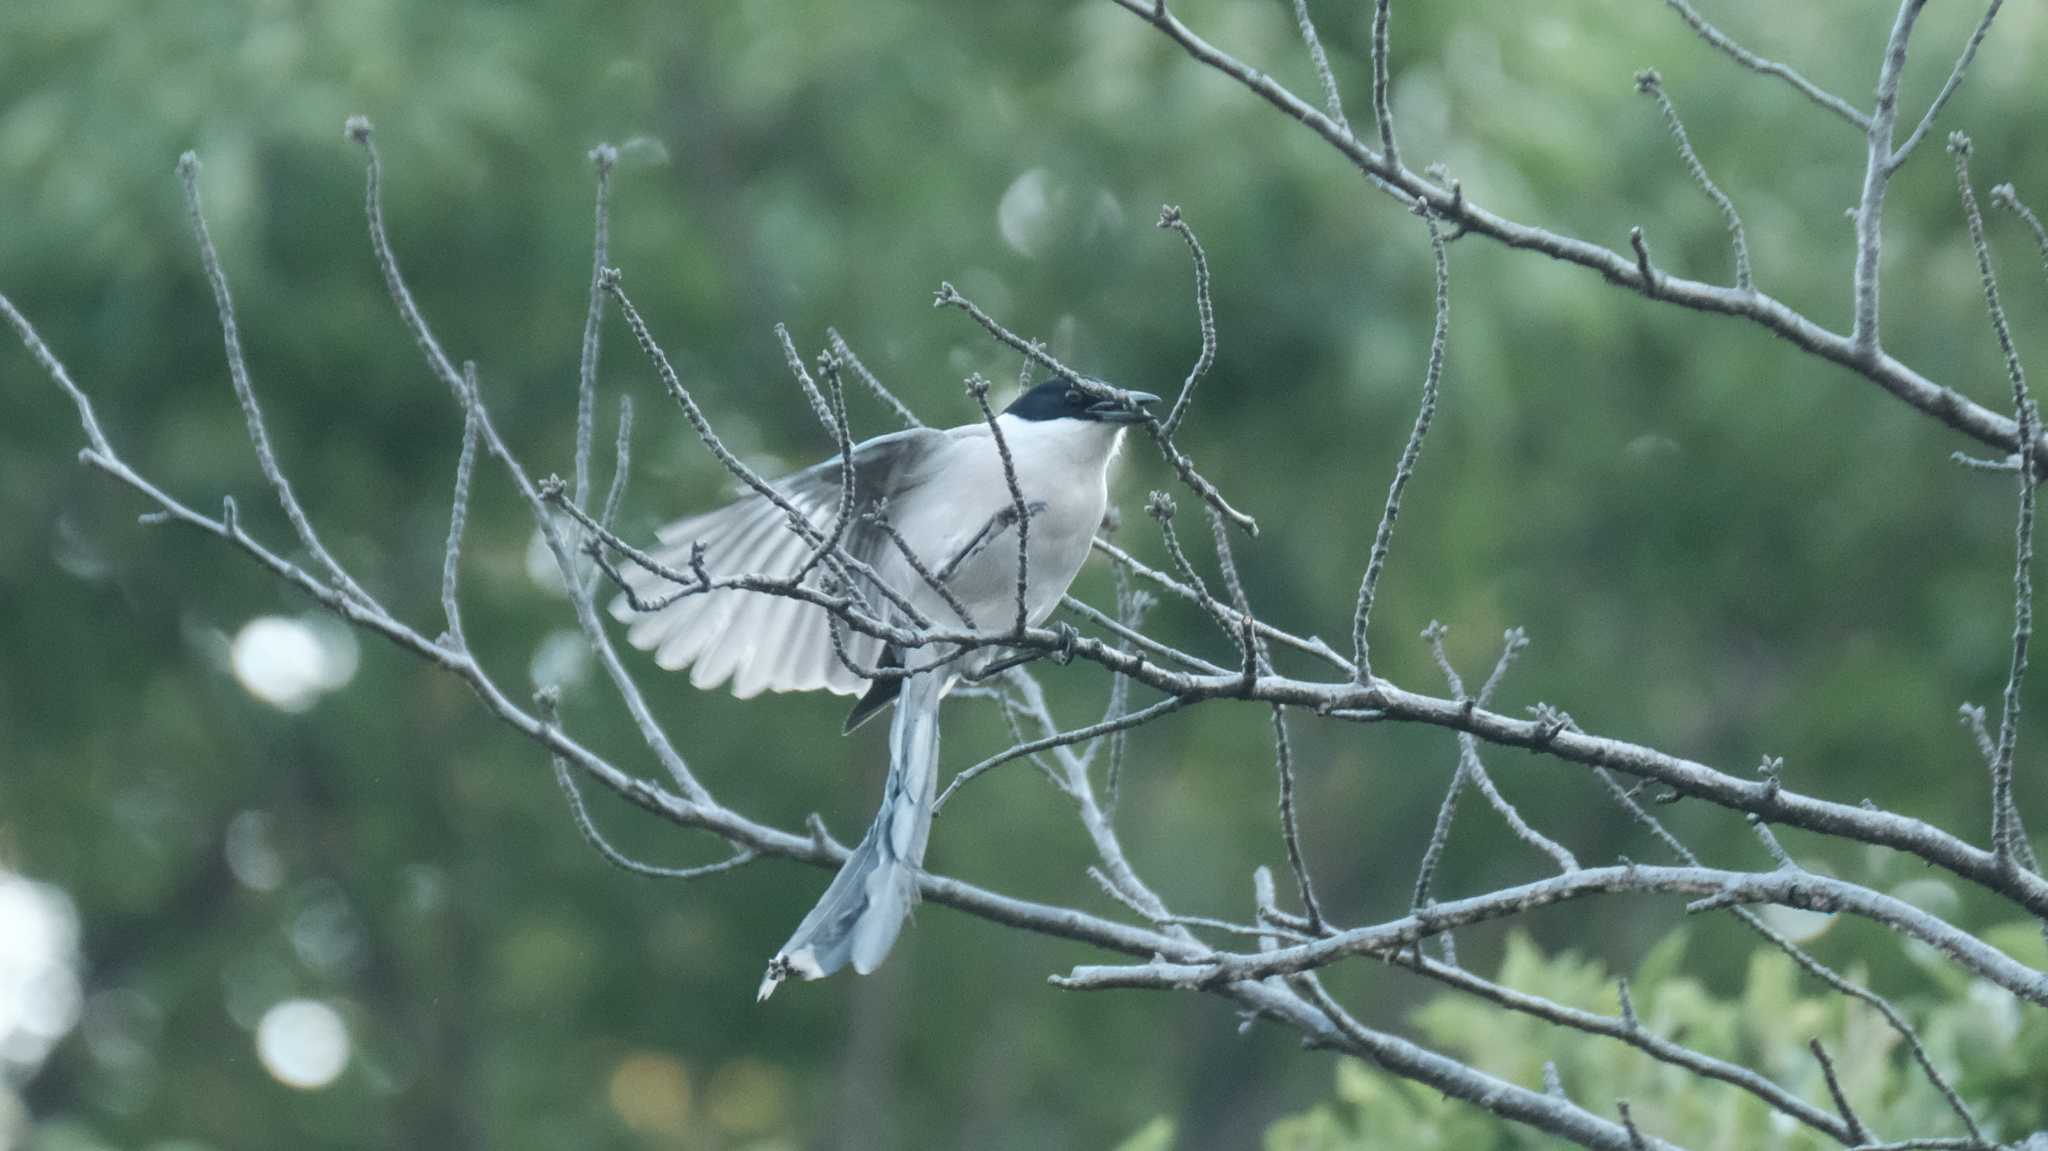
[1004,378,1159,423]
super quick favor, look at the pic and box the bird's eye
[1064,389,1084,405]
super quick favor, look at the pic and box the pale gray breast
[905,419,1112,632]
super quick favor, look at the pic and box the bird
[608,376,1157,999]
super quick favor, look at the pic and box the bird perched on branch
[610,377,1156,999]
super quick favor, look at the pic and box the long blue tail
[759,669,945,999]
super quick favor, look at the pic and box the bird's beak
[1087,389,1160,424]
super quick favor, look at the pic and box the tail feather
[759,670,945,1000]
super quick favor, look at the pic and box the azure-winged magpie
[611,378,1156,998]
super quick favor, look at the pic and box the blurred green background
[4,1,2047,1148]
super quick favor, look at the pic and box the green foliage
[1268,930,2047,1150]
[5,0,2048,1148]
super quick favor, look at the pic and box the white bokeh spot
[0,871,83,1080]
[998,168,1057,257]
[255,999,350,1090]
[229,616,359,712]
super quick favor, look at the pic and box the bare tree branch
[177,151,379,611]
[1851,0,1927,355]
[440,364,481,649]
[1634,70,1752,292]
[1288,0,1349,137]
[1889,1,2005,173]
[1811,1038,1877,1147]
[1953,134,2038,874]
[1106,0,2048,474]
[1156,206,1216,438]
[967,372,1033,636]
[1655,0,1870,129]
[1597,768,1987,1141]
[826,327,924,429]
[18,6,2048,1134]
[1353,205,1448,680]
[1422,622,1578,872]
[1368,0,1398,168]
[574,144,616,512]
[1061,863,2048,1005]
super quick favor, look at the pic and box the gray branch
[14,18,2047,1138]
[1654,0,1870,130]
[1107,0,2048,474]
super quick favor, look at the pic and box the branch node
[1630,227,1658,297]
[1758,754,1784,802]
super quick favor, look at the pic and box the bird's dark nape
[843,649,902,733]
[1002,379,1092,422]
[1003,378,1158,423]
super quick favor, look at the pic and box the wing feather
[610,427,947,699]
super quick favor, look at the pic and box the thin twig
[599,396,634,534]
[935,695,1185,813]
[1410,629,1532,945]
[790,355,858,584]
[348,118,713,804]
[1616,1100,1649,1151]
[1091,535,1351,674]
[1851,0,1928,355]
[601,268,927,629]
[1282,977,1679,1151]
[1656,0,1870,129]
[1597,769,1985,1140]
[1391,949,1854,1143]
[1289,0,1350,136]
[1369,0,1398,168]
[1745,814,1798,871]
[1954,134,2036,873]
[1354,206,1450,680]
[1634,70,1751,292]
[1204,500,1326,928]
[574,144,616,512]
[1109,0,2048,476]
[1810,1038,1875,1146]
[1147,493,1241,660]
[441,364,481,649]
[868,503,976,628]
[1888,1,2005,173]
[1425,623,1579,872]
[1993,183,2048,276]
[968,373,1032,636]
[1066,862,2048,1007]
[1101,563,1144,810]
[934,281,1260,534]
[177,151,378,611]
[541,691,757,881]
[826,327,924,429]
[776,322,837,433]
[1157,206,1216,438]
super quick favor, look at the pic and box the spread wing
[609,427,945,699]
